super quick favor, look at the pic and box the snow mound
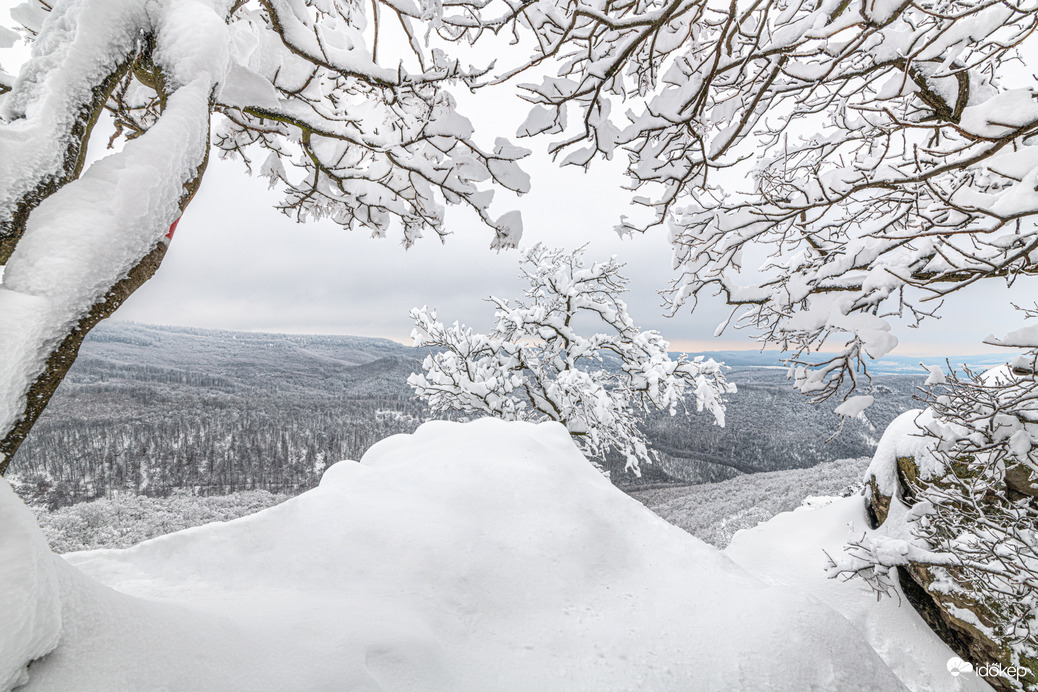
[16,420,906,690]
[0,479,61,691]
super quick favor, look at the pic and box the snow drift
[0,481,61,691]
[6,419,923,690]
[726,497,993,692]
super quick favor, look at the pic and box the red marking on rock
[165,217,180,241]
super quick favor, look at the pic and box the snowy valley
[10,321,929,503]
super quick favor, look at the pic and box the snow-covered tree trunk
[0,141,209,475]
[0,2,218,475]
[0,0,528,476]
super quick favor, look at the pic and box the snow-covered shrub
[409,245,734,474]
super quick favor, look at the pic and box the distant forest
[10,322,927,507]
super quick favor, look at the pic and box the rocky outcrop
[866,454,1038,691]
[1005,462,1038,501]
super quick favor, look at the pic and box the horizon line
[105,318,1015,360]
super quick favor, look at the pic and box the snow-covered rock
[726,497,994,691]
[859,403,1038,691]
[10,420,918,690]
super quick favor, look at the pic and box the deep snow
[2,419,985,690]
[0,480,60,691]
[726,497,992,691]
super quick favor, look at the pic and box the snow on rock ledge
[0,479,61,692]
[24,420,905,690]
[726,497,994,692]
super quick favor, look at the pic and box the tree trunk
[0,50,211,475]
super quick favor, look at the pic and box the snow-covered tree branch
[0,0,528,475]
[409,244,733,474]
[504,0,1038,403]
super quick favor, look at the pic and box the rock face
[866,453,1038,692]
[1005,462,1038,501]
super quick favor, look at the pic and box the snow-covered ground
[726,498,991,692]
[22,456,867,554]
[2,419,990,691]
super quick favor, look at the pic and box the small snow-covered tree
[409,244,733,474]
[0,0,530,475]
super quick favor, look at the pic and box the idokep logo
[947,657,1033,683]
[947,657,974,677]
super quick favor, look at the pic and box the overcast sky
[2,3,1034,356]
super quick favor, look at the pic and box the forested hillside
[11,323,427,505]
[643,371,919,484]
[10,322,933,506]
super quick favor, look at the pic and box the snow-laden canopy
[2,419,981,691]
[506,0,1038,403]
